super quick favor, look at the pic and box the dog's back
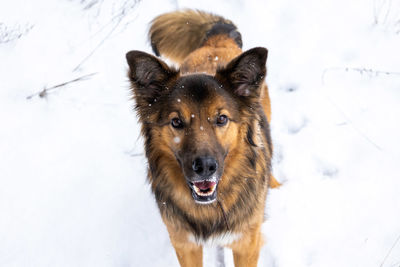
[149,9,243,75]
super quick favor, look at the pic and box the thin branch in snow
[72,0,141,72]
[72,19,122,72]
[323,95,383,151]
[81,0,104,11]
[125,146,144,157]
[321,65,400,150]
[322,66,400,85]
[380,233,400,267]
[128,152,144,157]
[169,0,180,9]
[0,23,34,44]
[373,0,392,25]
[26,72,97,100]
[321,68,385,151]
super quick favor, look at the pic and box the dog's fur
[126,9,279,267]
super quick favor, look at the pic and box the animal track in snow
[286,117,308,134]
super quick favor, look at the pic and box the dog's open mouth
[188,180,218,204]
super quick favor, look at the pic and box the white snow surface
[1,0,400,266]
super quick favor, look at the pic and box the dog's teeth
[193,184,216,196]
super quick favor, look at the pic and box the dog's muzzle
[188,156,220,204]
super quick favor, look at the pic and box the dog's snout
[192,157,218,178]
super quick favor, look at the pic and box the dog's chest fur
[188,232,242,247]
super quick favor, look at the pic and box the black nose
[192,157,218,178]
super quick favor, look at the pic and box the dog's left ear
[216,47,267,99]
[126,50,178,109]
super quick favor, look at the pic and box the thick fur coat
[126,9,279,267]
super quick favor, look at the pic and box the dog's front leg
[230,224,263,267]
[165,222,203,267]
[172,241,203,267]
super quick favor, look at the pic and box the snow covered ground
[1,0,400,266]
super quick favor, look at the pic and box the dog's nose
[192,157,218,178]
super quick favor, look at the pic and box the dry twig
[320,66,392,151]
[72,0,141,72]
[322,67,400,85]
[380,233,400,267]
[26,72,97,100]
[0,23,34,44]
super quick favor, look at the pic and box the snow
[1,0,400,266]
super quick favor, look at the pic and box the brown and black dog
[126,9,279,267]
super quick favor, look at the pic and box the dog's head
[126,48,268,204]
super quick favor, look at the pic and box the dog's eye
[216,115,228,126]
[171,118,184,129]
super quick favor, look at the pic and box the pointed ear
[216,47,268,99]
[126,50,178,107]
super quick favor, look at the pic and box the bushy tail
[149,9,242,64]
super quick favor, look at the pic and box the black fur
[151,41,160,57]
[216,47,268,101]
[259,113,273,156]
[204,21,243,48]
[247,125,257,147]
[173,75,217,103]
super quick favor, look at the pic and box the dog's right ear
[215,47,267,101]
[126,51,178,108]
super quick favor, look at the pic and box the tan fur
[163,113,269,266]
[229,224,264,267]
[164,220,203,267]
[180,35,242,75]
[149,10,235,64]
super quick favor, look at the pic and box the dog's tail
[149,9,242,64]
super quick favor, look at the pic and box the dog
[126,9,279,267]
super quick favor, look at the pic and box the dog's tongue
[194,181,216,190]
